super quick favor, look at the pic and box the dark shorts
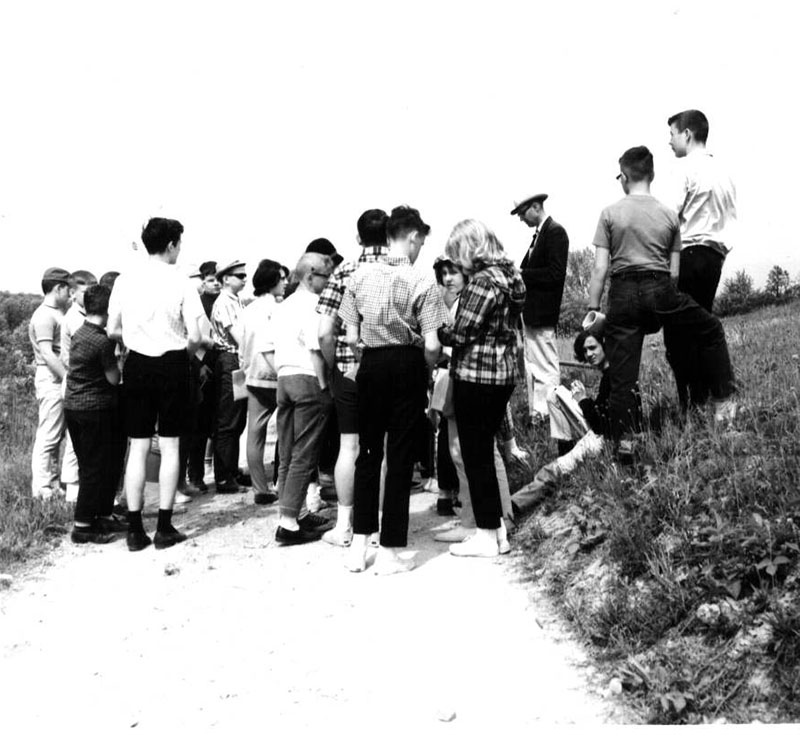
[122,349,190,438]
[331,366,358,435]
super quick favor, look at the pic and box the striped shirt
[339,255,447,349]
[439,262,526,385]
[316,244,390,372]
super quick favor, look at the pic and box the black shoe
[275,525,322,545]
[96,515,129,533]
[216,480,242,494]
[298,512,335,532]
[154,527,188,550]
[186,478,208,495]
[254,491,279,505]
[437,498,456,516]
[71,525,117,545]
[127,528,152,552]
[235,471,253,487]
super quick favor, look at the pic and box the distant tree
[722,270,754,301]
[765,265,791,299]
[564,247,594,296]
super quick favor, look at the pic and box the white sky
[1,0,798,294]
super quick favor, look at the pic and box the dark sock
[127,510,144,533]
[157,508,174,533]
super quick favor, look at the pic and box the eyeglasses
[310,270,331,279]
[615,173,623,181]
[231,273,247,279]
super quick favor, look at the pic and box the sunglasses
[231,272,247,279]
[310,270,331,279]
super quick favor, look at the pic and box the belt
[611,270,669,281]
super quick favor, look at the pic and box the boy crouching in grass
[64,285,128,544]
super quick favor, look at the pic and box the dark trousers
[213,351,247,484]
[453,380,514,529]
[436,417,458,492]
[606,270,735,439]
[663,247,725,409]
[353,347,427,547]
[65,407,125,524]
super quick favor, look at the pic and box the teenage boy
[59,269,98,502]
[339,205,446,573]
[210,259,248,493]
[64,285,128,543]
[271,253,335,544]
[198,261,221,318]
[586,146,736,448]
[28,267,71,498]
[317,208,390,546]
[107,217,203,551]
[664,109,738,411]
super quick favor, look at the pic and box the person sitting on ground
[511,329,634,516]
[64,285,128,544]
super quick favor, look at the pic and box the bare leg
[124,438,151,512]
[157,436,180,510]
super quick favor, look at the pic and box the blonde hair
[444,219,508,273]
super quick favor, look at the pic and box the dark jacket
[578,371,641,437]
[519,216,569,327]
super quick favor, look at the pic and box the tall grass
[512,302,800,723]
[0,375,71,570]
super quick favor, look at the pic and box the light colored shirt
[675,149,737,255]
[239,294,278,388]
[272,288,322,378]
[28,302,64,367]
[210,290,243,353]
[339,255,447,349]
[60,302,86,368]
[107,260,204,357]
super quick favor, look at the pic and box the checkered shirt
[211,289,243,353]
[64,322,119,411]
[316,245,390,372]
[439,264,525,385]
[339,255,448,350]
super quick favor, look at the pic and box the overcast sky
[1,0,798,294]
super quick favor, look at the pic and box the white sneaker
[322,527,353,547]
[434,524,473,543]
[175,490,193,505]
[368,532,380,548]
[714,397,738,425]
[449,534,499,558]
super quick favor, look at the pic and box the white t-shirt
[239,294,278,388]
[272,288,322,378]
[108,259,204,357]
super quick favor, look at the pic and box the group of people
[27,108,738,571]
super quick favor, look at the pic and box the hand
[570,379,587,403]
[507,445,530,468]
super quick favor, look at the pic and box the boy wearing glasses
[210,259,248,493]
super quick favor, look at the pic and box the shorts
[331,365,358,435]
[122,349,190,438]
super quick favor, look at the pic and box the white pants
[31,367,65,498]
[522,324,560,417]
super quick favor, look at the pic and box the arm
[318,314,338,369]
[587,247,610,311]
[423,329,441,371]
[670,250,681,282]
[438,278,496,348]
[38,341,67,381]
[104,364,121,386]
[520,225,569,289]
[310,350,329,390]
[345,322,361,363]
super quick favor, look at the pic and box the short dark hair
[573,330,605,363]
[386,205,430,241]
[83,284,111,316]
[252,259,284,296]
[68,270,98,289]
[99,271,120,289]
[619,146,654,183]
[41,279,66,295]
[199,261,218,279]
[141,217,184,255]
[432,257,460,286]
[667,109,709,144]
[357,209,389,247]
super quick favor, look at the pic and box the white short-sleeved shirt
[239,294,278,388]
[108,259,204,357]
[60,303,86,368]
[272,288,322,378]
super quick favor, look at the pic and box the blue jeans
[276,374,332,518]
[606,270,734,439]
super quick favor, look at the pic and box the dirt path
[0,484,634,730]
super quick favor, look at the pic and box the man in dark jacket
[511,193,569,424]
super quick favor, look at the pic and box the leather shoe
[235,471,253,487]
[436,498,456,516]
[154,528,188,550]
[253,491,278,505]
[298,512,335,532]
[95,515,129,533]
[71,525,117,545]
[186,478,208,494]
[275,525,321,545]
[127,528,152,552]
[215,480,242,494]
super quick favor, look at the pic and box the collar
[358,244,390,262]
[385,254,412,267]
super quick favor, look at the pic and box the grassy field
[509,301,800,723]
[2,301,799,722]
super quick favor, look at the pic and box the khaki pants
[522,324,560,418]
[31,366,65,498]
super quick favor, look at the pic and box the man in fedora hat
[511,193,569,426]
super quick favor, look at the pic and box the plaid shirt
[439,263,525,385]
[339,255,447,350]
[64,322,119,411]
[211,289,243,353]
[316,245,389,372]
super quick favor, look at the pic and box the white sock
[279,515,299,531]
[335,504,353,532]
